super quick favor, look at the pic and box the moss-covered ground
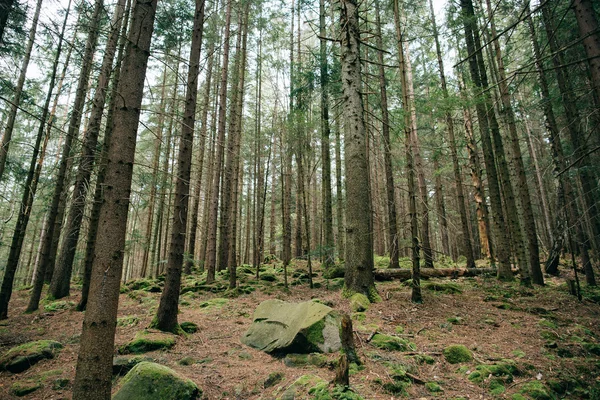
[0,259,599,398]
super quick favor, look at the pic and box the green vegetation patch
[0,340,63,373]
[443,345,472,364]
[350,293,370,312]
[278,374,326,400]
[264,372,284,389]
[323,264,345,279]
[11,380,42,397]
[467,360,519,385]
[308,382,365,399]
[43,300,75,312]
[425,381,443,393]
[519,381,551,400]
[180,322,198,334]
[126,278,162,292]
[118,330,176,354]
[198,298,228,311]
[370,333,416,351]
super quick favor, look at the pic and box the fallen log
[374,268,498,281]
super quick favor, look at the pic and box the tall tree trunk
[72,0,158,394]
[319,0,334,270]
[0,0,63,319]
[542,5,600,255]
[25,0,77,313]
[153,0,205,333]
[338,0,376,300]
[0,0,41,181]
[335,108,344,261]
[484,0,542,284]
[573,0,600,103]
[50,0,127,299]
[141,62,168,277]
[206,0,233,283]
[41,0,105,292]
[430,0,475,266]
[459,0,512,280]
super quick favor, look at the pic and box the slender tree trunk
[72,0,158,394]
[23,0,74,313]
[205,0,232,283]
[573,0,600,103]
[459,0,512,280]
[50,0,127,299]
[484,0,542,284]
[185,40,214,275]
[430,0,475,266]
[319,0,334,270]
[335,108,344,261]
[338,0,376,300]
[153,0,205,333]
[40,0,105,293]
[0,0,42,181]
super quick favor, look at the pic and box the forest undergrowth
[0,259,599,399]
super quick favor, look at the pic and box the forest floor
[0,259,599,399]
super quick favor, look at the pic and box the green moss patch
[284,353,329,368]
[198,298,228,311]
[370,333,416,351]
[443,345,472,364]
[425,381,443,393]
[117,315,140,327]
[323,264,345,279]
[519,381,551,400]
[0,340,63,373]
[278,374,326,400]
[43,300,75,312]
[350,293,370,312]
[264,372,284,389]
[118,330,176,354]
[11,380,42,396]
[126,278,162,292]
[180,322,198,334]
[467,360,519,386]
[113,356,154,375]
[113,361,200,400]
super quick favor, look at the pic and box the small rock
[443,344,473,364]
[119,330,176,354]
[11,380,42,397]
[0,340,63,373]
[264,372,284,388]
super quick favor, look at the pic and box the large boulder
[0,340,63,373]
[113,361,200,400]
[241,299,342,354]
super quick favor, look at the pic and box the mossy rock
[119,330,177,354]
[180,322,198,334]
[11,380,42,396]
[351,312,366,323]
[260,273,277,282]
[370,334,416,351]
[411,354,435,365]
[323,264,345,279]
[284,353,329,368]
[443,345,472,364]
[241,299,342,354]
[52,378,70,390]
[309,382,365,399]
[425,382,443,393]
[113,361,200,400]
[328,278,345,290]
[350,293,370,312]
[0,340,63,373]
[43,300,75,312]
[424,282,462,294]
[178,357,196,366]
[113,356,154,375]
[518,381,551,400]
[264,372,284,389]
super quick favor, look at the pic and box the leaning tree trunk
[72,0,158,395]
[153,0,205,333]
[573,0,600,104]
[0,0,41,182]
[338,0,376,300]
[50,0,126,299]
[42,0,105,293]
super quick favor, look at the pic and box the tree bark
[573,0,600,104]
[338,0,376,300]
[72,0,158,394]
[153,0,205,333]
